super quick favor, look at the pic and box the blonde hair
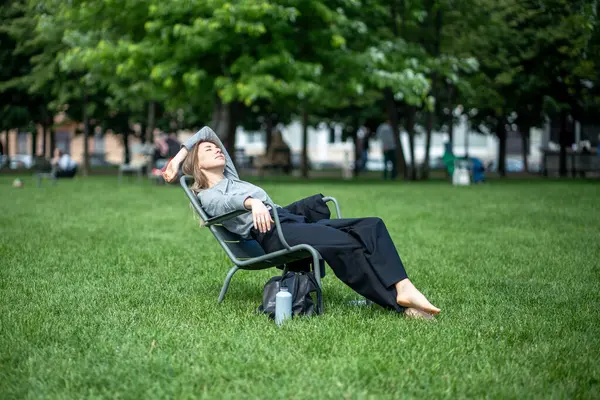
[182,139,219,194]
[182,139,221,227]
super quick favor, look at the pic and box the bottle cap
[280,287,289,292]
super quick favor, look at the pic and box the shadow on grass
[223,275,399,319]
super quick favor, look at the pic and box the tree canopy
[1,0,598,178]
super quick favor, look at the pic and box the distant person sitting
[471,157,486,183]
[153,134,169,162]
[166,133,182,159]
[51,148,77,178]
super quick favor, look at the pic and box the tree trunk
[406,106,417,180]
[42,123,48,157]
[421,4,442,181]
[265,115,273,150]
[211,97,239,165]
[211,97,227,138]
[146,100,156,144]
[422,111,434,180]
[497,117,507,177]
[123,131,131,164]
[49,127,55,157]
[519,123,530,173]
[301,110,309,178]
[422,79,439,181]
[5,130,10,161]
[139,122,146,144]
[465,119,470,158]
[390,0,399,36]
[559,110,568,177]
[386,0,409,180]
[329,123,335,143]
[447,84,455,144]
[211,95,224,134]
[383,88,407,179]
[31,129,37,157]
[224,102,240,165]
[82,95,91,176]
[353,129,361,178]
[351,114,361,177]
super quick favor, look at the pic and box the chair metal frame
[118,143,155,183]
[180,175,342,314]
[34,165,58,188]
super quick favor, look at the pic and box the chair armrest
[204,209,251,227]
[322,196,342,218]
[266,197,341,251]
[205,201,294,253]
[264,200,294,251]
[205,199,294,253]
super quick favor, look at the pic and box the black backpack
[257,271,321,318]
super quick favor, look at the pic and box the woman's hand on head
[162,148,189,182]
[249,198,274,233]
[162,158,180,183]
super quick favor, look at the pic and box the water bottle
[275,287,292,327]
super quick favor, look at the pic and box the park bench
[542,151,600,177]
[118,143,155,183]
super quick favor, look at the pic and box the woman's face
[196,142,226,171]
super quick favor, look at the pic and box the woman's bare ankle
[395,279,441,315]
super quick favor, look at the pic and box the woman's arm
[181,126,239,179]
[202,191,273,233]
[244,197,274,233]
[162,126,238,183]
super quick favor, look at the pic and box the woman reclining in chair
[163,127,441,319]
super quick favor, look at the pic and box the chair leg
[218,266,239,303]
[311,253,324,315]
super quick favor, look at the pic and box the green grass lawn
[1,175,599,399]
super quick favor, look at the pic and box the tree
[0,0,54,159]
[453,0,597,177]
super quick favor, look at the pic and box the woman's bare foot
[395,279,441,315]
[404,307,434,320]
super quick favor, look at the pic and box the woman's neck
[203,169,226,188]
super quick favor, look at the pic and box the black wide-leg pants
[252,207,409,312]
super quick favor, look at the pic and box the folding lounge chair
[180,175,342,315]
